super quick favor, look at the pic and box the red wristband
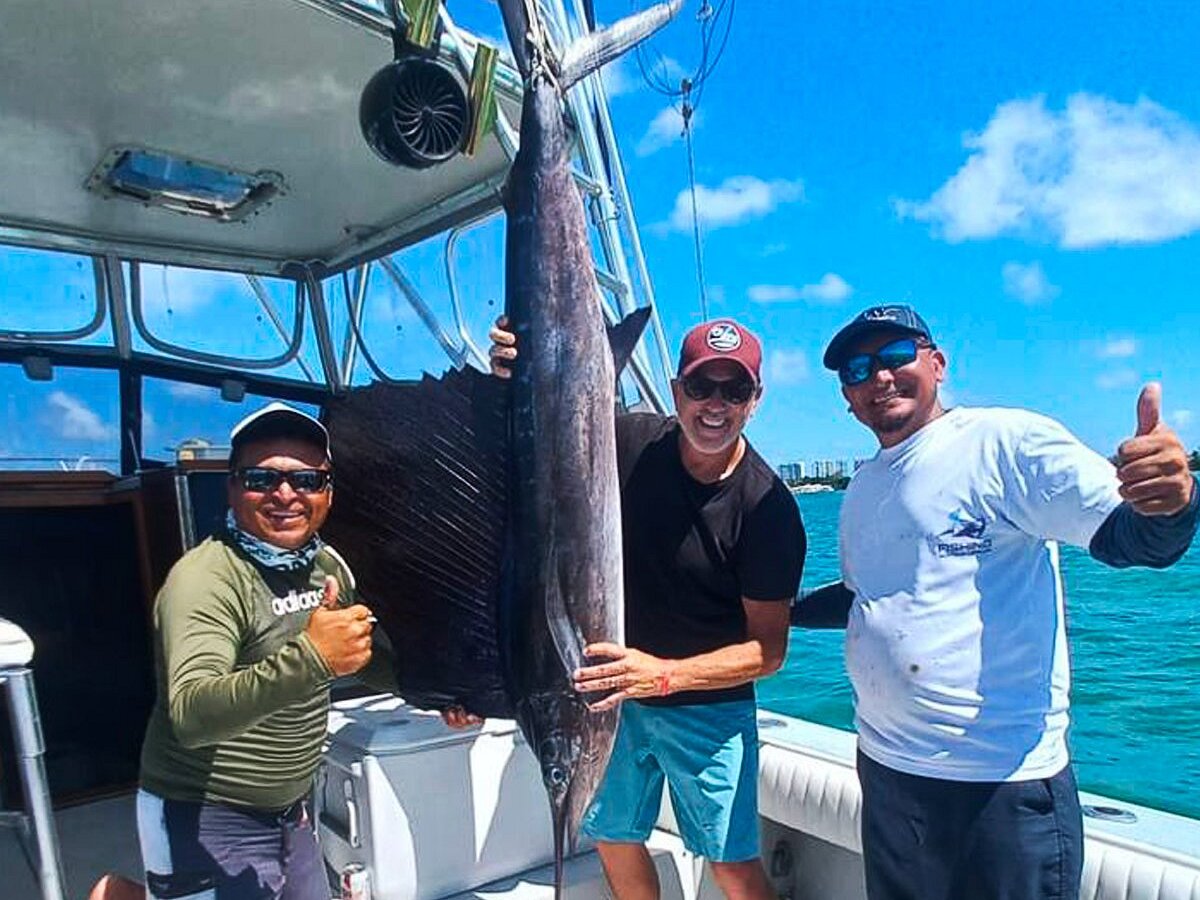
[655,664,675,697]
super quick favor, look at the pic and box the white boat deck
[4,711,1200,900]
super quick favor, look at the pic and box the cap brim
[679,355,759,383]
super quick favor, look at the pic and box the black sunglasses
[680,373,758,405]
[838,338,932,386]
[235,467,333,494]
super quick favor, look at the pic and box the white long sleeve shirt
[841,407,1122,781]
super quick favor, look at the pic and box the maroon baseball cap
[677,319,763,384]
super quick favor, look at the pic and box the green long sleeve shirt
[139,534,391,810]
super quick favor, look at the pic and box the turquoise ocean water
[758,491,1200,821]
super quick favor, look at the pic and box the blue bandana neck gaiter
[224,509,324,572]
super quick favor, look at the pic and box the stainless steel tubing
[2,667,66,900]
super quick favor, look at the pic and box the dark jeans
[857,751,1083,900]
[138,790,329,900]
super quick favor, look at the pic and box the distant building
[776,462,806,483]
[175,438,229,462]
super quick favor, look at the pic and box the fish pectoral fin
[606,306,652,379]
[557,0,683,91]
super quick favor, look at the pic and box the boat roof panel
[0,0,519,273]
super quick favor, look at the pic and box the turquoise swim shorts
[580,698,761,862]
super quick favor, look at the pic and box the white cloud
[748,285,801,303]
[897,93,1200,248]
[803,273,853,304]
[599,57,637,98]
[44,391,113,441]
[660,176,804,233]
[1098,337,1138,358]
[1096,368,1138,390]
[749,273,852,305]
[167,382,216,401]
[1172,409,1194,429]
[636,105,693,157]
[766,349,811,385]
[1001,261,1059,305]
[761,242,789,257]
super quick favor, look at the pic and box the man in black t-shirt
[489,317,806,900]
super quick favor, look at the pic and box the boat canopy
[0,0,526,274]
[0,0,675,473]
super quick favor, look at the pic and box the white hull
[4,696,1198,900]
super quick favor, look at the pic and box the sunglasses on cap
[680,373,758,405]
[235,467,333,494]
[838,338,932,387]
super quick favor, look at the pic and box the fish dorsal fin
[321,368,515,717]
[558,1,683,91]
[606,306,653,376]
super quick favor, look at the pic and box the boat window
[131,262,315,377]
[0,365,120,472]
[0,246,108,342]
[86,147,284,222]
[326,232,489,383]
[140,378,321,467]
[444,213,505,367]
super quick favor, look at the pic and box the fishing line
[629,0,735,321]
[681,85,708,320]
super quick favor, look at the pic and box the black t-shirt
[616,413,806,706]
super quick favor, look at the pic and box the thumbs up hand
[1116,383,1196,516]
[306,576,374,676]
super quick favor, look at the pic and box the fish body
[322,2,680,891]
[495,0,681,865]
[500,68,624,856]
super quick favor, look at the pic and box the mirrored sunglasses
[838,338,929,387]
[236,467,333,494]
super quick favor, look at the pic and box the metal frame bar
[1,667,66,900]
[339,264,371,384]
[565,0,674,380]
[0,342,331,406]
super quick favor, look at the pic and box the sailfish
[321,0,683,891]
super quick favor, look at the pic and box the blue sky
[4,0,1200,469]
[569,0,1200,466]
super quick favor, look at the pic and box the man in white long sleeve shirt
[808,304,1198,900]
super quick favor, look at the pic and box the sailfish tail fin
[559,1,683,91]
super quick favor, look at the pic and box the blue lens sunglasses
[838,338,934,386]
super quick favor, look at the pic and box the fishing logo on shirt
[271,587,325,617]
[931,510,994,558]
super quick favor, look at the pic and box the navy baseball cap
[822,304,934,370]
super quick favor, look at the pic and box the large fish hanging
[322,0,682,893]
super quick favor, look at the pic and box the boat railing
[0,619,66,900]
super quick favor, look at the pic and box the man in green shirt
[137,402,379,900]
